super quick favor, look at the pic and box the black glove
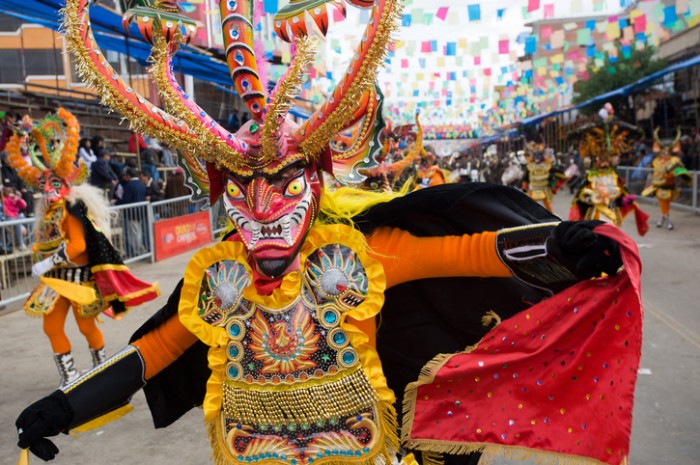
[553,220,622,278]
[16,390,74,461]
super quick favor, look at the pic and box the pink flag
[421,41,432,53]
[528,0,540,13]
[436,7,449,21]
[332,7,345,22]
[633,14,647,34]
[498,39,509,54]
[544,3,554,18]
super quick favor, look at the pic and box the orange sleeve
[62,213,89,265]
[132,313,199,380]
[366,227,511,289]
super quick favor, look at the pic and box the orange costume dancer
[16,1,643,465]
[415,147,446,190]
[521,143,566,211]
[5,109,159,388]
[641,129,691,230]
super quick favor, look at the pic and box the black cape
[130,183,558,429]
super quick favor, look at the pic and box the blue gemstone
[324,311,337,324]
[229,324,241,337]
[228,365,239,378]
[333,332,347,345]
[229,345,239,358]
[342,351,356,365]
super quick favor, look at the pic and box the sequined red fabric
[405,225,642,465]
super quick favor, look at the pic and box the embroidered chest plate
[527,162,551,186]
[588,172,621,205]
[35,203,66,260]
[195,243,384,465]
[651,158,675,186]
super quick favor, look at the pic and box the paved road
[0,191,698,465]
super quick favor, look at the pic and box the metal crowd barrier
[0,196,229,307]
[617,166,700,215]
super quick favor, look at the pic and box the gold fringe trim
[69,404,134,434]
[299,0,401,159]
[402,440,627,465]
[421,452,444,465]
[150,33,247,172]
[261,36,317,163]
[481,310,501,328]
[222,368,377,425]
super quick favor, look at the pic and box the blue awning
[518,53,700,127]
[0,0,235,86]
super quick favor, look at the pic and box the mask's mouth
[255,257,290,279]
[227,191,312,251]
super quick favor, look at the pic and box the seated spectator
[130,132,162,182]
[1,150,33,214]
[116,167,146,205]
[128,132,147,154]
[0,112,20,152]
[139,169,164,202]
[164,167,189,199]
[78,137,97,167]
[3,185,28,251]
[141,147,163,182]
[91,135,106,156]
[160,142,177,167]
[89,150,119,197]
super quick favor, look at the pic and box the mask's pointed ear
[206,162,225,205]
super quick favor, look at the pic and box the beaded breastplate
[34,202,67,262]
[179,225,393,465]
[527,162,551,187]
[651,157,676,187]
[587,170,621,206]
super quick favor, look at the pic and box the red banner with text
[153,211,212,261]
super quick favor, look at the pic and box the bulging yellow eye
[226,182,243,199]
[285,179,304,197]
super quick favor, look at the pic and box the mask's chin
[255,257,292,279]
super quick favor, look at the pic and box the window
[23,49,64,76]
[0,50,22,83]
[0,14,23,33]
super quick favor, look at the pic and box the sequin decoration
[198,260,251,326]
[303,243,368,311]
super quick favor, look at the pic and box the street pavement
[0,191,698,465]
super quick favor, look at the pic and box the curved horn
[295,0,401,158]
[673,127,682,146]
[5,135,42,188]
[220,0,267,119]
[63,0,203,159]
[54,108,80,179]
[653,127,661,144]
